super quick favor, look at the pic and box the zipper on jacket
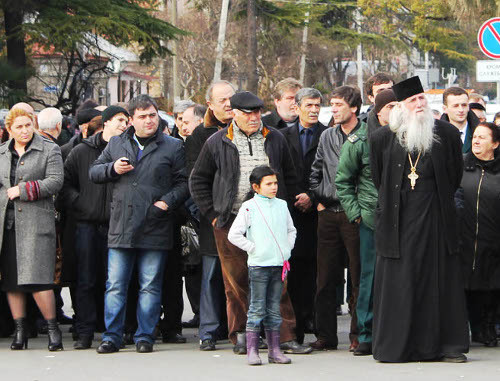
[247,137,253,156]
[473,168,485,271]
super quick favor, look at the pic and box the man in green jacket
[336,89,397,356]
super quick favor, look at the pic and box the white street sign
[476,60,500,82]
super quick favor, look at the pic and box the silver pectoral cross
[408,169,419,190]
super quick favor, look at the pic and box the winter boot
[47,319,63,351]
[266,330,291,364]
[246,330,262,365]
[10,318,28,350]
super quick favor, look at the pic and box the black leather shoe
[96,341,119,354]
[74,335,93,350]
[182,315,200,328]
[353,341,372,356]
[281,340,314,354]
[162,332,187,343]
[136,340,153,353]
[308,339,337,351]
[200,339,216,351]
[233,332,247,354]
[441,353,467,363]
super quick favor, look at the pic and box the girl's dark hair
[477,122,500,143]
[244,165,277,200]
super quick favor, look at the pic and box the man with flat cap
[369,77,469,363]
[190,91,312,355]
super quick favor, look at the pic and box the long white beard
[389,103,436,154]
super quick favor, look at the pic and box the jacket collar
[225,122,270,141]
[285,121,324,157]
[0,133,45,155]
[464,150,500,173]
[204,108,229,129]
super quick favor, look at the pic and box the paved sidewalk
[1,314,499,381]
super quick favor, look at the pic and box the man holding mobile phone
[90,95,189,354]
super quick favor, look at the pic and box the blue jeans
[246,266,283,332]
[199,256,226,341]
[102,248,167,346]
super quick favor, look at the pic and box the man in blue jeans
[90,95,189,353]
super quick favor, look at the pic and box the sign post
[478,18,500,104]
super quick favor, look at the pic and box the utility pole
[171,0,180,102]
[356,9,363,100]
[213,0,230,81]
[247,0,258,94]
[299,5,310,85]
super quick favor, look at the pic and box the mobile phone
[121,158,131,164]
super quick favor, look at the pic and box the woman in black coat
[458,122,500,347]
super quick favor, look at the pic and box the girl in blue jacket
[228,165,296,366]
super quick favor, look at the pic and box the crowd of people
[0,74,498,366]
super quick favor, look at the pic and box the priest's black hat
[76,108,101,125]
[392,76,424,102]
[230,91,264,112]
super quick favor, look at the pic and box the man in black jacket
[63,105,129,349]
[185,80,235,351]
[262,78,302,130]
[190,91,311,355]
[440,87,479,153]
[280,88,327,344]
[90,95,189,354]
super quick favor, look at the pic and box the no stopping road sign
[478,18,500,59]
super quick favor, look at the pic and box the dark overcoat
[0,134,63,285]
[89,126,189,250]
[457,151,500,289]
[369,119,463,258]
[280,121,327,258]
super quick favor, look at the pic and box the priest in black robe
[369,76,469,363]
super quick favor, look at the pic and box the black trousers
[315,210,360,346]
[160,223,184,335]
[74,222,108,336]
[288,210,317,344]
